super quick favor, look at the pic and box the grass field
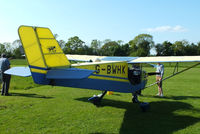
[0,59,200,134]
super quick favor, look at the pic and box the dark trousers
[1,74,11,95]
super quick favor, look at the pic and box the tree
[197,42,200,55]
[13,46,23,58]
[64,36,85,54]
[119,43,130,56]
[78,45,94,55]
[155,43,164,56]
[0,42,15,58]
[185,43,198,56]
[12,39,21,48]
[129,34,154,56]
[0,43,7,54]
[101,40,120,56]
[172,40,188,56]
[155,41,174,56]
[91,39,101,55]
[162,41,174,56]
[58,40,66,49]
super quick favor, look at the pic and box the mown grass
[9,59,39,90]
[0,59,200,134]
[10,58,28,66]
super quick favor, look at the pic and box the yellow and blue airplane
[5,26,200,111]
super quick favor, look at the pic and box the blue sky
[0,0,200,45]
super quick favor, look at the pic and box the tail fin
[18,26,70,84]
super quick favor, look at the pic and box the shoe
[5,93,11,96]
[160,94,164,97]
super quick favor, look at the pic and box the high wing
[129,56,200,63]
[66,54,200,63]
[66,54,137,62]
[66,54,106,62]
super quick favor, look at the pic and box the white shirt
[151,64,164,77]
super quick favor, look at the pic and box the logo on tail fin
[47,46,56,53]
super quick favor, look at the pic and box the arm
[149,63,157,68]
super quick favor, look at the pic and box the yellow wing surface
[18,26,71,68]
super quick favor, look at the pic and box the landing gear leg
[132,92,139,103]
[132,92,150,112]
[88,91,107,107]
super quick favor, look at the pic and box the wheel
[140,102,150,112]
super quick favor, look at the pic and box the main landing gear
[88,90,150,112]
[132,91,150,112]
[88,91,107,107]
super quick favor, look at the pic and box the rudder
[18,26,70,84]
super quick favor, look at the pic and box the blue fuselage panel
[32,72,146,93]
[53,78,147,93]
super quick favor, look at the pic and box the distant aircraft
[5,26,200,111]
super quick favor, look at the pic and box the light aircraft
[5,26,200,111]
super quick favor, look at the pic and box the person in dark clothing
[0,53,11,96]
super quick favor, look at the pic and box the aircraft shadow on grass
[76,97,200,134]
[143,94,200,100]
[10,93,53,99]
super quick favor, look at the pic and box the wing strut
[145,62,200,89]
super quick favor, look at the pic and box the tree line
[155,40,200,56]
[1,33,200,58]
[0,40,23,59]
[61,34,200,56]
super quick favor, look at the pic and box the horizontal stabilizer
[46,68,95,79]
[4,67,31,77]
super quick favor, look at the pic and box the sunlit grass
[10,59,28,66]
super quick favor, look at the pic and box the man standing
[150,63,164,97]
[0,53,11,96]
